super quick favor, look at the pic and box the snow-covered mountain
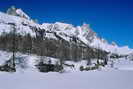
[0,7,133,55]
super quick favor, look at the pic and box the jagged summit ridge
[7,6,30,20]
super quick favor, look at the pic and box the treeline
[0,31,108,62]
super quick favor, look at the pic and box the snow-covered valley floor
[0,70,133,89]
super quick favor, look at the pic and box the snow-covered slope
[1,50,133,72]
[0,50,88,72]
[0,8,133,55]
[0,12,38,36]
[90,37,133,55]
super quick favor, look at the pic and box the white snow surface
[0,70,133,89]
[113,58,133,70]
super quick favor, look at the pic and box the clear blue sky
[0,0,133,48]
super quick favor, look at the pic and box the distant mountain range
[0,6,132,56]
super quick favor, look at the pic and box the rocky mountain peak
[6,6,30,20]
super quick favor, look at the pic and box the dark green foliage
[36,61,63,72]
[0,59,16,72]
[80,62,106,71]
[110,53,124,59]
[80,66,98,71]
[36,62,55,72]
[80,66,84,71]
